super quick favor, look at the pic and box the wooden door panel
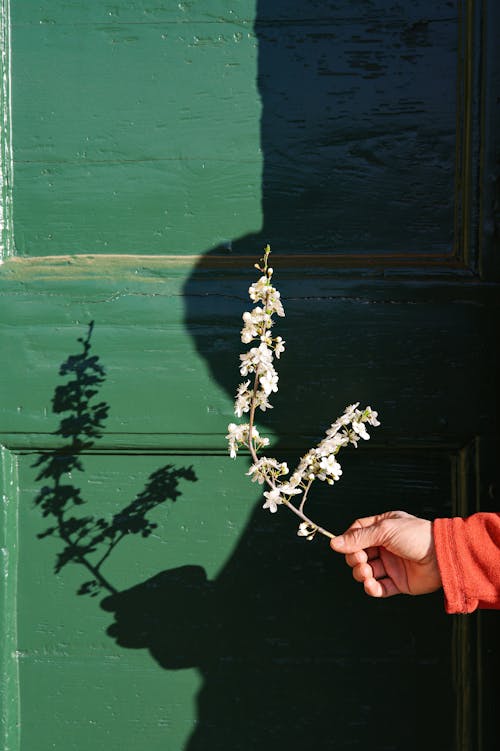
[0,273,497,442]
[10,2,262,256]
[9,0,462,258]
[1,0,499,749]
[4,447,460,751]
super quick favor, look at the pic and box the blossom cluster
[232,247,286,420]
[292,403,380,487]
[226,246,380,540]
[226,422,270,459]
[232,403,379,513]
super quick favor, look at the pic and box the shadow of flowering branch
[33,321,197,597]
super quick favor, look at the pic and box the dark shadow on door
[104,3,457,750]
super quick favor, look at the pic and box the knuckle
[349,525,366,545]
[352,564,365,583]
[378,519,393,537]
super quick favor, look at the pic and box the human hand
[330,510,442,598]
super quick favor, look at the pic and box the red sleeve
[433,513,500,614]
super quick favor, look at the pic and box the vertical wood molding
[477,0,500,281]
[451,439,481,751]
[454,0,482,271]
[0,447,20,751]
[0,0,13,261]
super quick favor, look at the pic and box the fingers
[341,547,402,599]
[330,523,384,555]
[330,511,411,555]
[352,559,400,598]
[343,510,409,533]
[352,557,386,583]
[345,546,378,567]
[364,576,400,598]
[344,513,391,530]
[329,511,420,600]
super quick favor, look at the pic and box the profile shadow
[101,489,452,750]
[104,4,455,750]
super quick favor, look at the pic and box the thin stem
[247,372,260,464]
[246,377,335,541]
[299,478,313,514]
[282,498,336,540]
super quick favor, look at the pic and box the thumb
[330,523,385,554]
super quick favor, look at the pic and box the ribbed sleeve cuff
[433,517,478,614]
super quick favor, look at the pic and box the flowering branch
[226,246,380,541]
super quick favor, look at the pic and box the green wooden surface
[0,264,498,442]
[1,0,500,749]
[14,448,455,751]
[14,453,253,751]
[1,448,20,751]
[10,0,458,256]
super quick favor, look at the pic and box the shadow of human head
[98,4,459,748]
[101,565,214,669]
[174,3,456,749]
[101,480,438,750]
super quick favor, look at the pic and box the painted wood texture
[11,0,458,255]
[15,448,456,751]
[0,263,498,443]
[1,257,499,750]
[1,1,500,750]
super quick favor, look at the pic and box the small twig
[281,499,336,540]
[299,478,313,514]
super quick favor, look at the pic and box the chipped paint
[1,446,20,751]
[0,0,13,261]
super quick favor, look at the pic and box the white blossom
[239,343,273,377]
[241,328,256,345]
[226,423,269,458]
[279,482,302,497]
[352,419,370,441]
[266,289,285,317]
[247,457,279,483]
[260,365,279,396]
[297,522,317,541]
[263,487,282,513]
[234,381,252,417]
[248,276,285,317]
[226,422,246,458]
[364,406,380,426]
[254,389,274,412]
[234,394,252,418]
[249,276,270,303]
[326,403,360,437]
[274,336,285,358]
[240,307,273,344]
[318,455,343,481]
[247,458,288,485]
[319,433,350,455]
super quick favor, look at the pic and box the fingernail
[330,535,345,550]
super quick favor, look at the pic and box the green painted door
[1,1,499,750]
